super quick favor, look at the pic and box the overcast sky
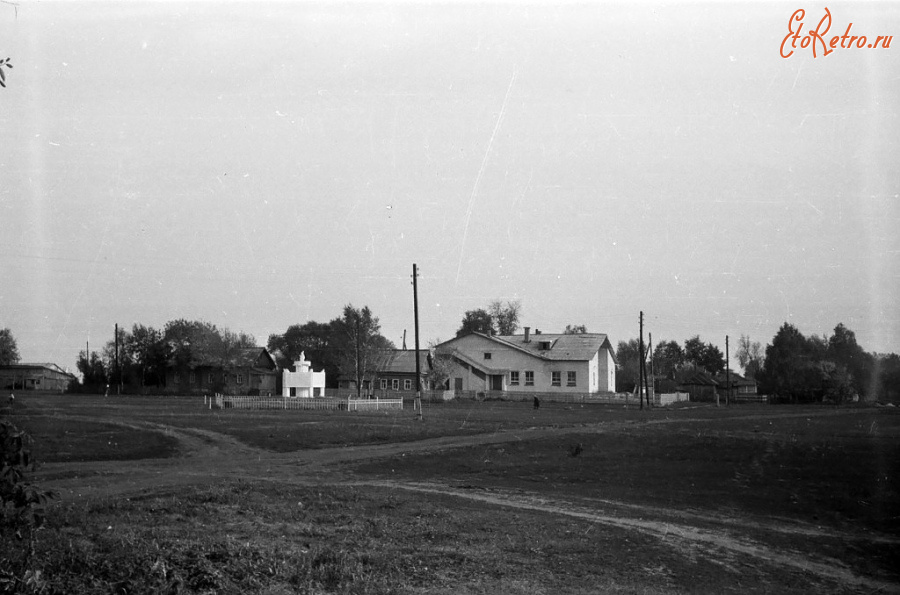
[1,1,898,373]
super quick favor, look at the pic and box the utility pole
[412,263,423,420]
[638,311,644,410]
[648,332,654,408]
[355,313,361,400]
[725,335,730,406]
[115,323,120,395]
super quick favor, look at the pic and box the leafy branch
[0,58,12,88]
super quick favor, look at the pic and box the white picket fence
[346,397,403,411]
[207,394,403,411]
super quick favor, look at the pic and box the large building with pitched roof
[0,362,76,392]
[434,327,617,394]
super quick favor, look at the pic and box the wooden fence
[207,394,403,411]
[444,390,631,405]
[731,393,769,404]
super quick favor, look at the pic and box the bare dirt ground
[32,406,900,593]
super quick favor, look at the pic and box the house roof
[680,371,719,386]
[713,372,757,387]
[188,347,277,371]
[495,333,616,362]
[0,362,75,376]
[372,349,429,375]
[435,331,617,365]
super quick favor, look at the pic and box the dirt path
[345,479,898,593]
[33,407,900,592]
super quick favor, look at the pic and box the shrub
[0,421,56,593]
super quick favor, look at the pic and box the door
[491,375,503,391]
[454,377,463,391]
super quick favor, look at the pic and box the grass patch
[4,480,853,594]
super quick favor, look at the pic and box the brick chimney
[524,327,530,343]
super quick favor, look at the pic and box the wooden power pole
[412,264,423,420]
[639,311,645,410]
[725,335,730,406]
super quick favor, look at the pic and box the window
[189,371,196,385]
[380,378,387,390]
[404,379,412,390]
[525,371,534,386]
[551,371,561,386]
[207,373,214,384]
[236,374,243,385]
[484,352,492,360]
[392,379,399,390]
[510,371,520,386]
[567,371,576,387]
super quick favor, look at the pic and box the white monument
[282,352,326,397]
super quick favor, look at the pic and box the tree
[76,350,108,390]
[164,319,228,368]
[0,329,20,366]
[456,309,493,337]
[683,336,725,376]
[615,339,642,393]
[564,324,588,334]
[425,339,457,390]
[827,323,873,398]
[332,305,394,398]
[652,340,684,379]
[488,300,521,335]
[125,324,169,388]
[456,300,522,337]
[735,335,764,379]
[757,323,821,402]
[267,321,340,386]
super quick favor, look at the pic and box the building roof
[0,362,75,376]
[680,371,719,386]
[495,332,616,362]
[713,372,757,387]
[187,347,277,372]
[372,349,429,375]
[436,331,616,364]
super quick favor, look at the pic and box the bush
[0,421,56,593]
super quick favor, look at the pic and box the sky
[1,1,898,374]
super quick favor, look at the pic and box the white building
[434,328,617,394]
[282,352,326,397]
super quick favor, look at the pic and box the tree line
[74,320,258,393]
[615,322,900,403]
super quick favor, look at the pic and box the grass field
[2,394,899,594]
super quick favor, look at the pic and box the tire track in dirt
[349,479,900,593]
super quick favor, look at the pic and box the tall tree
[488,300,521,335]
[735,334,765,379]
[564,324,588,334]
[757,323,821,402]
[0,328,20,366]
[456,300,522,337]
[268,321,340,386]
[615,339,642,393]
[683,336,725,376]
[126,324,168,388]
[76,350,108,390]
[333,305,394,398]
[456,309,494,337]
[652,340,685,379]
[827,323,873,397]
[164,319,227,368]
